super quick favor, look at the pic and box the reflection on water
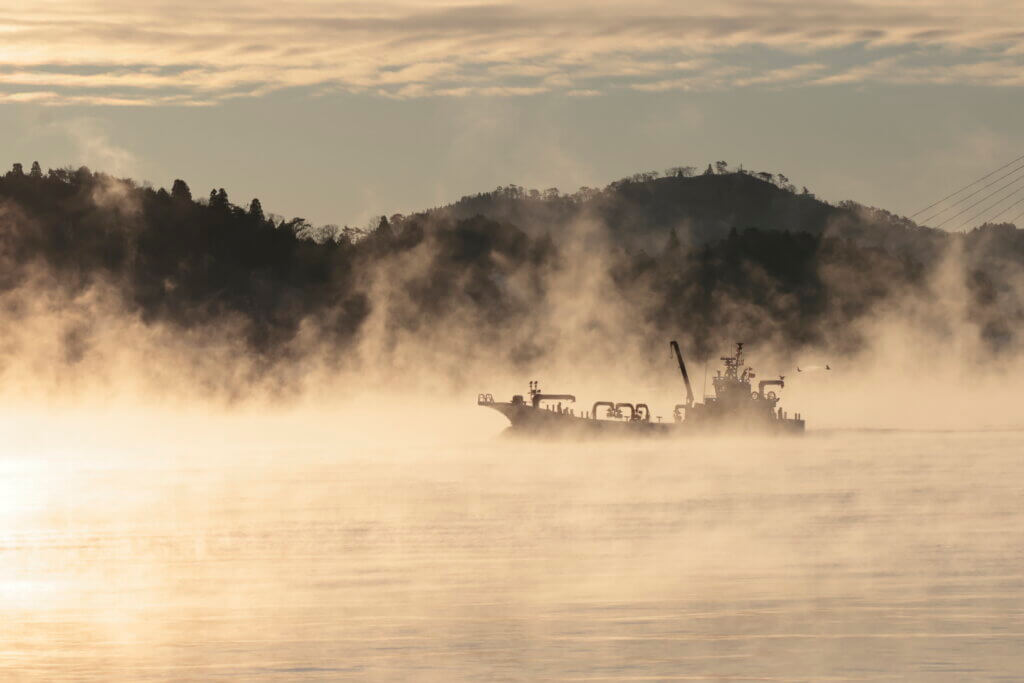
[2,424,1023,680]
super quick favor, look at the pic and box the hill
[0,161,1021,391]
[437,170,935,252]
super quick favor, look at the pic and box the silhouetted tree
[248,198,264,221]
[286,217,313,239]
[715,161,729,174]
[209,188,229,210]
[341,226,366,243]
[314,224,339,243]
[29,161,42,178]
[10,163,23,177]
[666,166,696,178]
[47,167,71,183]
[171,179,192,201]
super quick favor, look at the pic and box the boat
[478,340,805,437]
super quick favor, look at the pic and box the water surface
[2,425,1022,680]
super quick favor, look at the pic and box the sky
[1,0,1023,227]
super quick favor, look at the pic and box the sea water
[1,418,1022,680]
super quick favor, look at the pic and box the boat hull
[481,401,804,438]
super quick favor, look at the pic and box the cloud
[0,1,1021,104]
[732,62,828,88]
[811,57,1024,87]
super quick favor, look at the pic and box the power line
[1006,204,1024,227]
[918,160,1024,225]
[981,193,1024,226]
[910,152,1024,219]
[949,183,1024,231]
[933,171,1024,230]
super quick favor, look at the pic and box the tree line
[0,162,1021,383]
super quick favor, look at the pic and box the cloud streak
[0,1,1021,105]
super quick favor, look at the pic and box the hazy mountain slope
[0,162,1020,393]
[437,171,935,251]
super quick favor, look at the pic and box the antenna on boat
[702,352,708,401]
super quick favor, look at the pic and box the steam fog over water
[2,410,1024,680]
[2,150,1024,681]
[4,0,1024,676]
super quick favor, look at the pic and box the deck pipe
[532,393,576,409]
[757,379,784,397]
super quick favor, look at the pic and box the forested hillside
[440,167,928,250]
[0,162,1021,388]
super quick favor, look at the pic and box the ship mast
[721,342,744,379]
